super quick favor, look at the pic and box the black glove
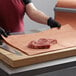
[47,17,61,29]
[0,27,8,40]
[0,27,9,45]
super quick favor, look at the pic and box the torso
[0,0,25,32]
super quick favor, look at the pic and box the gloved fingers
[0,27,8,37]
[1,32,8,37]
[6,31,10,36]
[0,31,8,37]
[47,17,61,29]
[55,21,61,29]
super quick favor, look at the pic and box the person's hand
[0,27,8,40]
[47,17,61,29]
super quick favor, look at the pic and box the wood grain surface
[0,24,76,68]
[3,25,76,55]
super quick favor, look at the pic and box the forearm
[26,3,49,25]
[25,3,61,29]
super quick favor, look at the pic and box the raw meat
[28,38,57,49]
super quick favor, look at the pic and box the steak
[28,38,57,49]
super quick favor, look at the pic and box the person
[0,0,61,39]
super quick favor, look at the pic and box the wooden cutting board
[3,24,76,55]
[0,24,76,68]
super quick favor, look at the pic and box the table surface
[0,56,76,76]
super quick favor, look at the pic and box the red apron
[0,0,25,32]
